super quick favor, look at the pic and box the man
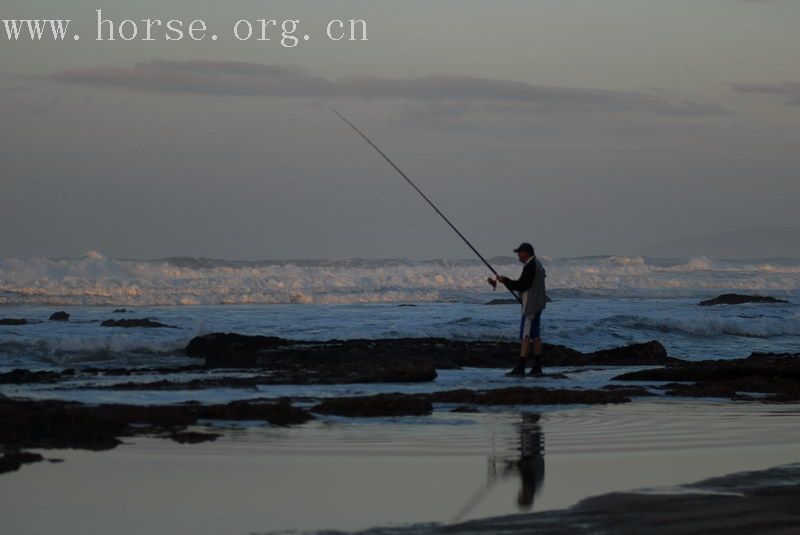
[495,242,546,376]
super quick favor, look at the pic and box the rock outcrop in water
[101,318,176,328]
[0,397,313,474]
[166,431,222,444]
[185,334,676,371]
[582,341,670,365]
[613,352,800,401]
[312,394,433,417]
[0,318,27,325]
[188,333,444,383]
[698,293,789,306]
[0,369,72,384]
[310,386,632,417]
[1,336,674,389]
[0,449,44,474]
[48,311,70,321]
[186,333,289,365]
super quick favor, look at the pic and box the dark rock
[187,333,441,383]
[47,458,64,463]
[615,355,800,402]
[698,294,790,306]
[664,376,800,402]
[614,356,800,383]
[1,400,184,452]
[185,333,678,371]
[747,352,799,361]
[601,386,655,397]
[185,332,291,365]
[112,308,129,313]
[0,369,67,384]
[0,397,313,468]
[188,334,525,369]
[450,406,480,413]
[166,431,221,444]
[485,298,518,305]
[101,318,176,328]
[397,304,417,307]
[428,387,631,406]
[662,382,743,400]
[585,340,671,365]
[0,318,27,326]
[49,311,70,321]
[312,393,433,417]
[197,400,314,426]
[0,449,44,474]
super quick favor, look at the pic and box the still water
[2,401,799,534]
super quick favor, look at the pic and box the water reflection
[454,413,545,520]
[504,413,545,509]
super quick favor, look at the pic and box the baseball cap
[513,242,534,255]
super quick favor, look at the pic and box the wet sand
[2,401,799,535]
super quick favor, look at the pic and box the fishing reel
[487,277,497,290]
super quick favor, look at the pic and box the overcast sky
[1,0,798,260]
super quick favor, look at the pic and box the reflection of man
[496,243,547,376]
[503,413,545,510]
[452,413,546,521]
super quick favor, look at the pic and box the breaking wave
[1,251,799,305]
[624,314,800,338]
[0,336,195,368]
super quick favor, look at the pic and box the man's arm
[500,261,536,292]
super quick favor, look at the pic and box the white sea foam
[1,252,799,305]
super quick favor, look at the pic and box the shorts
[519,312,542,340]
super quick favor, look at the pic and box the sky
[1,0,798,260]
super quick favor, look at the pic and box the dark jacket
[503,257,547,317]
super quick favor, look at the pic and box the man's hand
[496,276,509,284]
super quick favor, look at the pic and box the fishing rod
[334,110,522,304]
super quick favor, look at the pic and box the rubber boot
[506,359,527,377]
[528,356,543,376]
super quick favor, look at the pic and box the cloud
[732,81,800,106]
[49,59,727,117]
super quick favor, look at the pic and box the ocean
[1,252,799,373]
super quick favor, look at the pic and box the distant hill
[640,227,800,259]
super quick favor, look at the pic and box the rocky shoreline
[0,335,675,388]
[2,334,798,476]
